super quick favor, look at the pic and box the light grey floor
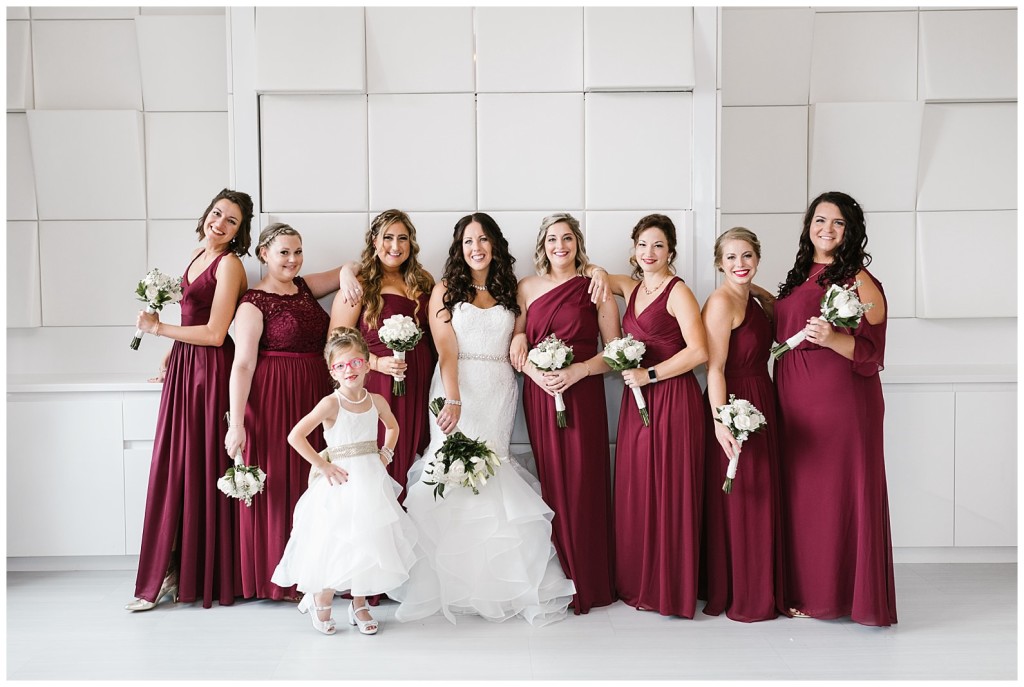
[5,563,1017,680]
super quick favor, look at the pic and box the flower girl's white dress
[271,391,431,604]
[402,303,576,626]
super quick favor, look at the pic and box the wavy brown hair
[777,191,872,300]
[194,188,254,257]
[357,210,435,329]
[440,213,520,320]
[532,212,591,276]
[628,214,678,280]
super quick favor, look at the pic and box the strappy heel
[125,573,179,612]
[348,601,378,635]
[299,594,336,635]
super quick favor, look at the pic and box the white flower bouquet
[130,268,183,350]
[527,334,575,429]
[603,334,650,427]
[715,395,767,494]
[771,280,874,359]
[217,452,267,507]
[423,397,500,499]
[377,314,424,396]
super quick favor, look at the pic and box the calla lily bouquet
[423,397,500,499]
[527,334,574,429]
[377,314,423,396]
[715,395,767,494]
[771,281,874,359]
[603,334,650,427]
[130,268,183,350]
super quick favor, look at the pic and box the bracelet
[580,361,591,376]
[154,322,161,337]
[379,446,395,465]
[229,424,244,429]
[444,399,462,406]
[591,266,607,274]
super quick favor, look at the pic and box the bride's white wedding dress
[401,302,576,626]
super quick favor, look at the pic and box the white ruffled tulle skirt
[400,453,576,626]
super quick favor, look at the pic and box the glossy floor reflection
[5,563,1016,680]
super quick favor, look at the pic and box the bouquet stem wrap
[527,334,574,430]
[554,392,566,429]
[377,314,423,397]
[130,305,157,351]
[722,447,741,494]
[715,395,766,494]
[603,334,650,427]
[630,386,650,427]
[392,349,407,396]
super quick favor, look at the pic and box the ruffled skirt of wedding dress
[401,453,576,626]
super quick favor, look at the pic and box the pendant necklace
[642,275,670,296]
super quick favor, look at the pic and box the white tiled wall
[145,112,230,219]
[135,15,228,111]
[720,8,813,107]
[919,10,1017,102]
[7,19,32,109]
[584,8,695,91]
[365,8,475,94]
[474,7,583,93]
[254,7,365,93]
[720,106,808,214]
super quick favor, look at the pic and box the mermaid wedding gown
[401,302,576,626]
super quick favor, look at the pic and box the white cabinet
[123,448,153,556]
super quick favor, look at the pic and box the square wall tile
[136,15,227,111]
[255,7,364,92]
[7,221,41,328]
[477,94,584,212]
[366,7,474,94]
[718,213,804,298]
[721,8,813,106]
[7,113,37,221]
[146,220,203,327]
[861,212,915,319]
[809,102,923,212]
[916,210,1016,318]
[39,221,147,326]
[809,11,918,103]
[920,10,1017,101]
[393,211,467,280]
[260,94,368,213]
[28,110,146,220]
[7,20,33,109]
[585,93,692,211]
[368,94,476,212]
[475,7,583,93]
[720,106,808,214]
[7,8,29,19]
[32,20,143,109]
[584,8,694,91]
[31,7,138,19]
[584,211,694,285]
[482,211,585,281]
[917,103,1017,212]
[139,7,225,16]
[145,113,229,219]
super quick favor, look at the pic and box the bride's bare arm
[428,282,461,435]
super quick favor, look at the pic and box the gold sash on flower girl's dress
[308,441,379,487]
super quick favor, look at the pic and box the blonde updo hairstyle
[713,227,762,273]
[532,213,591,276]
[323,327,370,388]
[255,222,302,264]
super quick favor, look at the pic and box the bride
[402,212,576,626]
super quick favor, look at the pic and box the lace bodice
[450,303,514,360]
[240,278,330,354]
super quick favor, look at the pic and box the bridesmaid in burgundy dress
[331,210,436,499]
[603,214,708,617]
[699,227,785,622]
[224,223,342,601]
[773,191,896,627]
[510,213,620,614]
[126,189,254,611]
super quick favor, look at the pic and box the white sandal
[299,594,336,635]
[348,602,378,635]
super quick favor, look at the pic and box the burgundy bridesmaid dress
[359,293,436,499]
[522,276,616,614]
[237,277,331,600]
[773,267,897,626]
[135,251,241,608]
[701,295,785,622]
[614,276,705,617]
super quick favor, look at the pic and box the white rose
[216,476,233,496]
[533,350,554,369]
[836,300,860,319]
[243,471,260,492]
[623,345,639,361]
[448,462,466,481]
[553,349,568,367]
[145,285,159,301]
[733,413,753,431]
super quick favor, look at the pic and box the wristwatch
[647,367,658,383]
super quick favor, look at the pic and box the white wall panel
[809,102,923,212]
[146,219,201,328]
[7,7,29,19]
[368,94,476,212]
[861,212,915,319]
[395,212,467,280]
[920,10,1017,101]
[474,7,583,93]
[721,8,813,106]
[884,389,955,547]
[39,221,147,326]
[477,94,584,212]
[365,7,474,94]
[28,110,146,220]
[917,103,1017,212]
[954,390,1017,546]
[136,15,227,111]
[145,113,229,220]
[255,7,364,93]
[7,221,41,328]
[810,11,918,103]
[31,7,138,19]
[7,325,172,375]
[886,318,1017,367]
[7,20,33,109]
[484,211,584,281]
[32,20,143,109]
[585,93,692,211]
[7,113,37,221]
[584,7,694,91]
[720,106,807,214]
[915,211,1016,319]
[260,95,368,213]
[139,7,225,15]
[718,213,804,299]
[584,211,694,284]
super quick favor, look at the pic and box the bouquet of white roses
[377,314,424,396]
[423,397,500,499]
[130,268,183,350]
[527,334,574,429]
[603,334,650,427]
[771,280,874,359]
[715,395,767,494]
[216,452,267,507]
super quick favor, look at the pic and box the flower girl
[272,327,426,635]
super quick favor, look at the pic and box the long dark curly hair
[777,191,872,300]
[440,213,520,320]
[356,210,434,329]
[193,188,254,257]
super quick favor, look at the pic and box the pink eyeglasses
[329,358,367,373]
